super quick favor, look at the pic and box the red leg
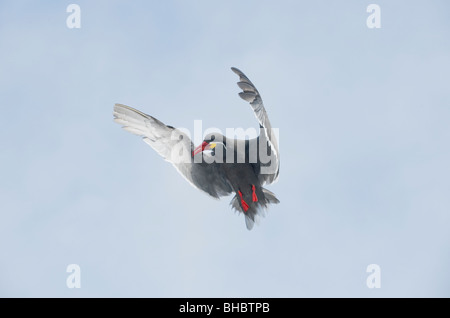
[252,185,258,202]
[238,190,249,212]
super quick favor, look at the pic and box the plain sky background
[1,0,449,297]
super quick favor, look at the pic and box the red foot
[238,190,249,212]
[252,185,258,202]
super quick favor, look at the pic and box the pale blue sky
[1,0,449,297]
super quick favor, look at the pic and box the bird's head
[192,133,225,156]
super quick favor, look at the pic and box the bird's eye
[210,135,215,141]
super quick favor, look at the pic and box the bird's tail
[230,188,280,230]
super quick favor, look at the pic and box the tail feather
[262,188,280,204]
[229,187,279,230]
[245,214,255,230]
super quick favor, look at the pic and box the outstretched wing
[231,67,280,184]
[113,104,232,198]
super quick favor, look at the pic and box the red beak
[193,141,208,156]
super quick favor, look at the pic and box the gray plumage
[113,67,280,230]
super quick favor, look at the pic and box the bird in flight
[113,67,279,229]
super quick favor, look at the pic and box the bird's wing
[231,67,280,184]
[113,104,232,198]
